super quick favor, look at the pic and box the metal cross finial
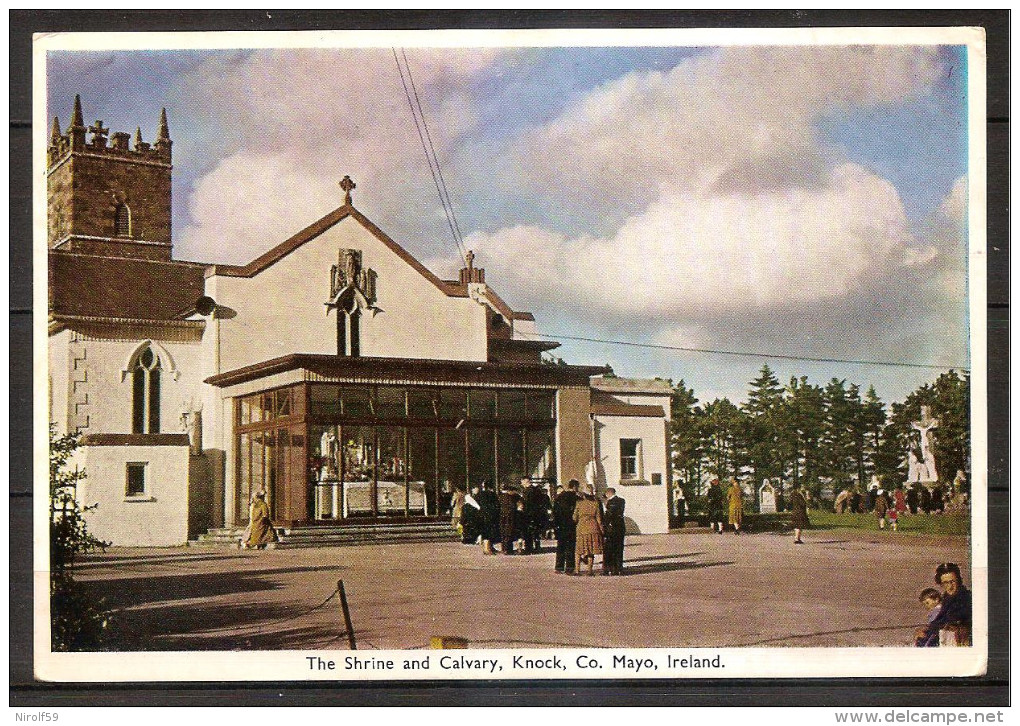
[88,120,109,146]
[340,175,356,205]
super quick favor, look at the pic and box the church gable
[208,192,491,372]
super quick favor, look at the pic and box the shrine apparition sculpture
[908,406,939,485]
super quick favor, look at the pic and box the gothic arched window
[132,346,161,434]
[336,292,361,358]
[114,203,132,237]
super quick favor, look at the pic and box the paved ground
[75,529,968,650]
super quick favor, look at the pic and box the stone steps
[189,521,458,549]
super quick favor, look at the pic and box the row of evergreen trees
[670,365,970,501]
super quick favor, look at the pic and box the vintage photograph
[34,27,985,681]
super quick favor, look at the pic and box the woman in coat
[727,478,744,534]
[245,491,278,549]
[788,483,809,545]
[573,491,604,576]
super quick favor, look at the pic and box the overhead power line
[526,332,969,372]
[393,48,468,264]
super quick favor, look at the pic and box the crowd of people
[835,482,968,518]
[453,478,627,576]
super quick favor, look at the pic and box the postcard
[33,26,987,682]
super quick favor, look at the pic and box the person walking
[727,477,744,535]
[523,478,551,554]
[553,479,580,573]
[707,478,726,533]
[451,486,465,533]
[573,489,603,576]
[602,488,626,575]
[244,491,278,549]
[674,485,687,527]
[789,482,809,544]
[875,489,890,529]
[498,482,520,555]
[460,484,482,544]
[476,481,499,555]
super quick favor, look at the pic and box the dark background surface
[10,9,1008,708]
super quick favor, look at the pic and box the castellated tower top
[47,95,174,261]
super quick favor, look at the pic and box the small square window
[126,462,147,496]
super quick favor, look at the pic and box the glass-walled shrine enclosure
[235,383,557,524]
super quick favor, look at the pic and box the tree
[785,376,825,491]
[669,380,702,494]
[700,397,742,485]
[741,364,788,486]
[50,426,110,651]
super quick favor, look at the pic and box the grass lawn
[805,510,970,537]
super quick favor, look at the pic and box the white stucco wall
[63,337,206,437]
[48,330,71,431]
[78,444,191,546]
[210,216,488,373]
[594,414,670,535]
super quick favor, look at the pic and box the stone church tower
[47,94,173,261]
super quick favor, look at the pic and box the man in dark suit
[476,481,499,555]
[602,487,626,575]
[552,479,580,573]
[498,483,520,555]
[523,478,551,554]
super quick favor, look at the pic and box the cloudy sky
[47,42,971,405]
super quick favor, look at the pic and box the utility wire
[401,48,468,255]
[524,332,969,371]
[393,48,467,263]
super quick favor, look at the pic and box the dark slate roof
[590,390,665,418]
[49,251,207,320]
[205,353,609,389]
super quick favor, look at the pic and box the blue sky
[46,43,971,407]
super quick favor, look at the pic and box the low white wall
[594,414,670,534]
[79,444,191,546]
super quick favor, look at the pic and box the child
[914,587,942,647]
[887,503,899,532]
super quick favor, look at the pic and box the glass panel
[527,428,557,482]
[468,428,496,493]
[342,386,375,418]
[438,428,467,505]
[497,428,525,488]
[258,392,273,423]
[310,385,342,418]
[408,389,440,418]
[470,389,497,419]
[132,368,145,434]
[240,395,255,426]
[376,426,406,515]
[440,389,468,420]
[408,427,436,516]
[238,433,252,522]
[341,425,374,515]
[499,389,527,420]
[527,391,555,420]
[148,368,160,433]
[276,388,292,417]
[249,432,266,520]
[376,387,407,418]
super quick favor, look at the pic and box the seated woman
[920,562,973,646]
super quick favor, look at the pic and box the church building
[47,96,673,546]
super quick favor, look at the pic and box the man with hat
[602,487,626,575]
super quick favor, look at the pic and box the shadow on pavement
[621,560,734,576]
[732,622,920,647]
[625,552,705,564]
